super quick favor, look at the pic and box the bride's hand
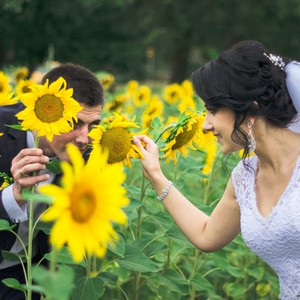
[133,135,163,181]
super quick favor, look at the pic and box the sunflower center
[172,122,198,150]
[22,85,31,93]
[34,94,64,123]
[71,190,96,223]
[109,101,122,111]
[100,127,131,163]
[0,83,4,93]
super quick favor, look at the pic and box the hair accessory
[263,53,285,70]
[247,122,256,153]
[157,181,173,201]
[286,61,300,133]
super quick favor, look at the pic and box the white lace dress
[232,155,300,299]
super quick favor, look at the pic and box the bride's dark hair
[191,40,295,158]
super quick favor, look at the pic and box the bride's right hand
[133,135,164,181]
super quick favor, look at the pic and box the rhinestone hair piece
[263,52,285,70]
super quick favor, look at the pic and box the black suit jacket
[0,103,27,263]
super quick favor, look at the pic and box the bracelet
[157,181,173,201]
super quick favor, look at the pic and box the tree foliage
[1,0,300,82]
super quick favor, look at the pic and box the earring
[247,122,256,152]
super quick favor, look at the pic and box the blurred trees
[1,0,300,82]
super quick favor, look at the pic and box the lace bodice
[232,155,300,299]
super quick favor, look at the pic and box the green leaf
[107,234,126,257]
[256,282,271,297]
[5,124,24,131]
[46,158,62,174]
[32,264,74,300]
[212,250,230,270]
[1,278,26,291]
[166,225,194,248]
[22,188,53,204]
[98,272,118,285]
[246,266,264,280]
[44,247,85,267]
[143,240,168,257]
[118,244,161,272]
[157,269,189,295]
[35,221,53,235]
[0,219,16,231]
[148,211,174,231]
[224,282,247,298]
[226,265,245,278]
[72,276,104,300]
[1,250,25,262]
[190,274,214,295]
[150,116,162,130]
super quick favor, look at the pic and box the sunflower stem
[49,246,58,273]
[134,173,148,300]
[26,135,40,300]
[203,150,218,204]
[154,123,176,143]
[86,254,92,277]
[26,189,34,300]
[164,153,180,270]
[136,174,146,240]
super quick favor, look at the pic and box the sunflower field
[0,64,279,300]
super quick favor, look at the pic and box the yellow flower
[0,173,13,191]
[0,133,2,136]
[0,91,18,106]
[40,144,129,262]
[201,140,218,176]
[164,83,184,104]
[99,73,115,91]
[106,94,129,112]
[16,77,82,141]
[89,113,144,166]
[178,96,196,114]
[181,80,194,98]
[126,80,139,96]
[14,67,29,83]
[16,79,36,97]
[0,180,10,190]
[141,94,164,128]
[0,71,12,95]
[162,112,211,164]
[134,85,151,106]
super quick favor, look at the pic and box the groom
[0,63,104,299]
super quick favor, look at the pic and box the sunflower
[16,77,82,141]
[201,139,218,176]
[178,96,196,114]
[0,91,18,106]
[89,113,144,166]
[126,80,139,96]
[0,71,12,95]
[164,83,184,104]
[162,112,213,164]
[0,172,13,190]
[134,85,151,106]
[14,67,29,83]
[40,144,129,262]
[181,80,194,98]
[106,94,129,112]
[100,73,115,91]
[16,79,35,97]
[141,94,164,128]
